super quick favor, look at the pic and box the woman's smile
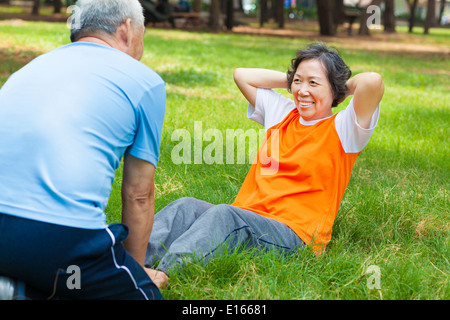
[298,100,315,108]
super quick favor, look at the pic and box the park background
[0,0,448,299]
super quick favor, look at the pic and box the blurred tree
[406,0,419,33]
[260,0,268,26]
[276,0,284,28]
[334,0,345,26]
[54,0,62,14]
[384,0,396,33]
[424,0,436,33]
[193,0,201,12]
[258,0,284,28]
[225,0,234,30]
[316,0,336,35]
[32,0,40,15]
[209,0,223,30]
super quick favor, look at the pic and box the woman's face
[291,59,334,121]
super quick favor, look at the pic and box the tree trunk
[333,0,345,26]
[54,0,62,14]
[193,0,201,12]
[437,0,445,25]
[225,0,234,30]
[408,0,418,33]
[260,0,268,27]
[270,0,277,21]
[209,0,223,31]
[384,0,396,33]
[277,0,284,29]
[32,0,40,15]
[424,0,436,34]
[316,0,336,36]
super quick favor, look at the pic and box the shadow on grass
[159,68,218,87]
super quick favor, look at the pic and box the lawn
[0,20,448,300]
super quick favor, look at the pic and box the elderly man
[0,0,167,299]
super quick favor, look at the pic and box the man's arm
[121,154,156,267]
[345,72,384,129]
[233,68,288,106]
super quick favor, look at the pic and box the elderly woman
[146,43,384,287]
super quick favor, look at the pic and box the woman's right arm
[233,68,288,106]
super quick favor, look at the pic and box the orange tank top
[232,108,359,253]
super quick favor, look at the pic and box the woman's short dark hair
[287,42,351,107]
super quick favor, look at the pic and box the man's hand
[145,268,169,289]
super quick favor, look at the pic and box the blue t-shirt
[0,42,166,229]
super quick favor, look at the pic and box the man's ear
[115,18,134,52]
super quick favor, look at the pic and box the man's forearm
[120,154,156,267]
[121,191,155,266]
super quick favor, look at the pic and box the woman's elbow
[233,68,245,83]
[369,72,384,88]
[365,72,384,98]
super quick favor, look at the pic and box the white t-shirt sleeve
[335,97,380,153]
[247,88,295,131]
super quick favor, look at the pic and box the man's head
[70,0,146,60]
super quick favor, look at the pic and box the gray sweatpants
[145,197,304,274]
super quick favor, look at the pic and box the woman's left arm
[346,72,384,129]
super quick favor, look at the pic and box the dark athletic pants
[0,213,163,300]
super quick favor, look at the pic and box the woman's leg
[155,204,303,274]
[145,197,214,268]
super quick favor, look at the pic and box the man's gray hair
[70,0,144,42]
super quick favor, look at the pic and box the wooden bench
[172,11,202,27]
[343,6,365,35]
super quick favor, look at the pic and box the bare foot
[145,268,169,289]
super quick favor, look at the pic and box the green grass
[0,21,448,300]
